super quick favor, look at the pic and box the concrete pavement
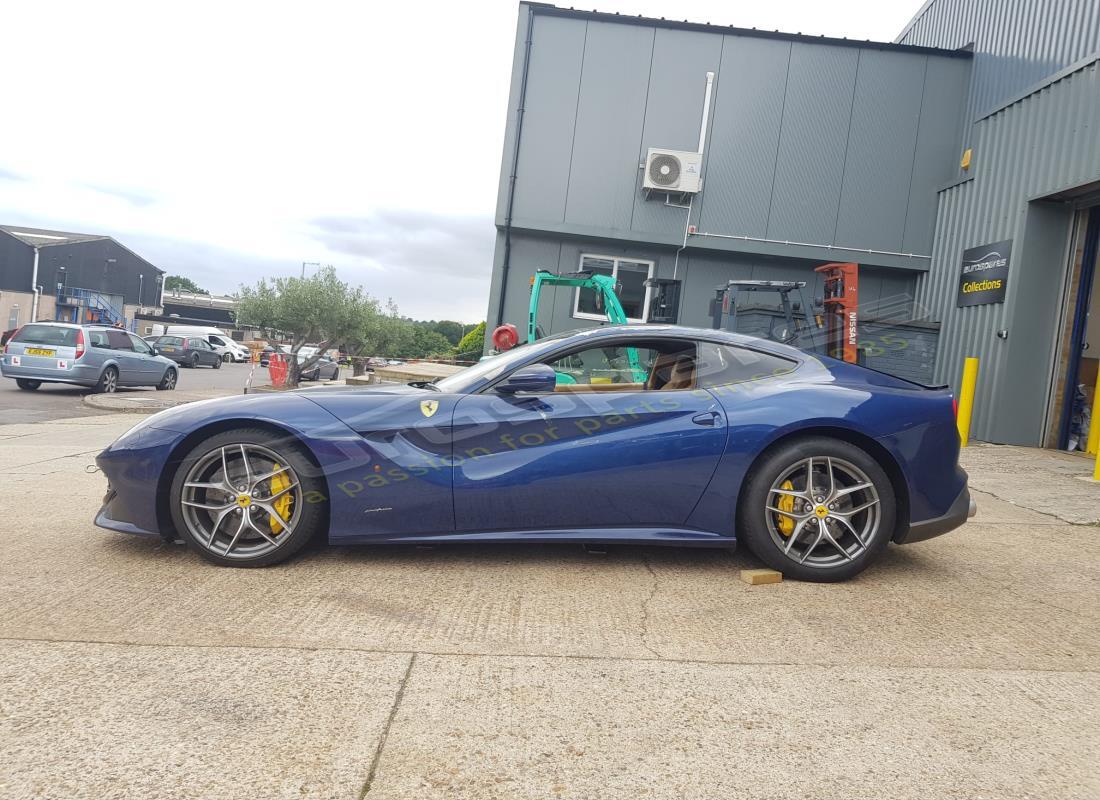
[0,414,1097,799]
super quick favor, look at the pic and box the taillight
[952,396,958,418]
[182,339,189,349]
[3,326,21,354]
[75,329,86,359]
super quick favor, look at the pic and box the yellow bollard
[956,357,979,447]
[1088,368,1100,456]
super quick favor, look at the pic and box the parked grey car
[0,322,178,393]
[148,335,223,369]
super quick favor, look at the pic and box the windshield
[433,329,583,393]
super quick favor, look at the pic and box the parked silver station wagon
[0,322,178,393]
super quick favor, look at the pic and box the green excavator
[489,269,644,384]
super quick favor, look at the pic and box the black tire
[16,379,41,391]
[737,436,895,582]
[168,428,326,567]
[188,353,199,369]
[221,352,232,363]
[156,368,177,391]
[213,357,222,369]
[94,366,119,394]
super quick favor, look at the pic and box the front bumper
[95,486,161,537]
[896,486,976,544]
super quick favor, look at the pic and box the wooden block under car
[740,569,783,585]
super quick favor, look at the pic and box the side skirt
[329,527,736,548]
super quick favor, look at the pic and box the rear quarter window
[697,342,797,387]
[12,325,78,347]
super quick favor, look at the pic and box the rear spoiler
[808,349,950,391]
[858,361,949,391]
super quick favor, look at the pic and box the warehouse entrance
[1051,205,1100,452]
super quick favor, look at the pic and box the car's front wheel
[213,357,222,370]
[156,369,177,391]
[221,352,231,363]
[168,428,326,567]
[16,379,41,391]
[737,436,895,582]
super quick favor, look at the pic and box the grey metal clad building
[0,226,165,332]
[897,0,1100,447]
[486,1,1100,448]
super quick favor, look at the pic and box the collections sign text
[957,239,1011,307]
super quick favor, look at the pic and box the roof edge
[527,3,970,58]
[894,0,938,44]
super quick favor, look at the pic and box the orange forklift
[815,262,860,364]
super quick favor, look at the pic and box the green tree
[406,327,452,359]
[347,299,410,360]
[164,275,208,295]
[237,267,377,388]
[427,320,465,346]
[452,321,485,361]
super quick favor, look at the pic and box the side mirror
[496,363,557,394]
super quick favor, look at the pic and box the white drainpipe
[697,71,714,154]
[29,247,40,321]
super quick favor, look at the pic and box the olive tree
[237,267,378,388]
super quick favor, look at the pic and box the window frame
[128,333,154,355]
[571,254,655,324]
[106,330,134,352]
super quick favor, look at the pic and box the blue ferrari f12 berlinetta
[94,325,974,581]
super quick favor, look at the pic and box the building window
[572,255,654,323]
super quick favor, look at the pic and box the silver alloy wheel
[102,368,118,393]
[179,442,302,560]
[765,456,881,568]
[163,370,177,390]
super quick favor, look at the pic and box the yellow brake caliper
[775,480,796,536]
[269,464,293,534]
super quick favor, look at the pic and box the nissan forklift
[709,263,861,363]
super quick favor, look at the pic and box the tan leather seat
[665,355,695,390]
[646,352,695,390]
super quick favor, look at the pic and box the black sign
[957,240,1011,307]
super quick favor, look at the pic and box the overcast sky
[0,1,916,322]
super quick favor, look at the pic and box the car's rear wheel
[737,436,895,582]
[157,368,177,391]
[213,357,222,369]
[188,353,199,368]
[169,429,325,567]
[94,366,119,394]
[15,379,41,391]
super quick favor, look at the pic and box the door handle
[692,411,719,426]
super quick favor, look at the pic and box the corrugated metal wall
[915,58,1100,443]
[897,0,1100,120]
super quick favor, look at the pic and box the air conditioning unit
[643,148,703,193]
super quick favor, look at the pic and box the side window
[128,334,153,355]
[106,330,133,351]
[208,335,225,346]
[696,342,797,388]
[545,344,655,391]
[543,340,708,392]
[190,338,207,350]
[89,330,111,349]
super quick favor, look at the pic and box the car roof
[21,321,81,329]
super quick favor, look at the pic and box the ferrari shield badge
[420,399,439,418]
